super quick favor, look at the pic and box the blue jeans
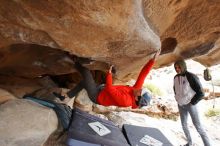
[178,103,211,146]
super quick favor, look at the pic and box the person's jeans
[67,62,100,103]
[178,103,211,146]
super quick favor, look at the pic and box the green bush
[144,83,164,96]
[205,108,220,117]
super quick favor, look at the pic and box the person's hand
[153,49,161,60]
[109,65,114,73]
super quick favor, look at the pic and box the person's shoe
[52,92,65,101]
[183,143,192,146]
[78,57,92,65]
[72,55,92,65]
[71,55,79,62]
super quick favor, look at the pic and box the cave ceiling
[0,0,219,82]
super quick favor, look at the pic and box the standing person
[173,60,211,146]
[57,50,160,109]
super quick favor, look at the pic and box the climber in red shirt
[57,50,160,108]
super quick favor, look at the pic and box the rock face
[0,0,160,82]
[0,0,219,82]
[0,2,219,145]
[0,88,15,104]
[145,0,220,68]
[0,99,58,146]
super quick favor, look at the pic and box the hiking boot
[53,92,66,101]
[78,57,92,65]
[183,143,193,146]
[72,55,92,65]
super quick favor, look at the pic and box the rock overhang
[0,0,219,82]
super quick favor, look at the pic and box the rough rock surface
[0,99,58,146]
[0,0,219,83]
[0,1,219,145]
[0,88,16,104]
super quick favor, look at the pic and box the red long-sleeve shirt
[96,59,155,108]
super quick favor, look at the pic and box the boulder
[0,88,16,104]
[0,99,58,146]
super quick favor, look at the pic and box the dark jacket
[186,71,204,105]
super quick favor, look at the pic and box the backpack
[204,68,212,81]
